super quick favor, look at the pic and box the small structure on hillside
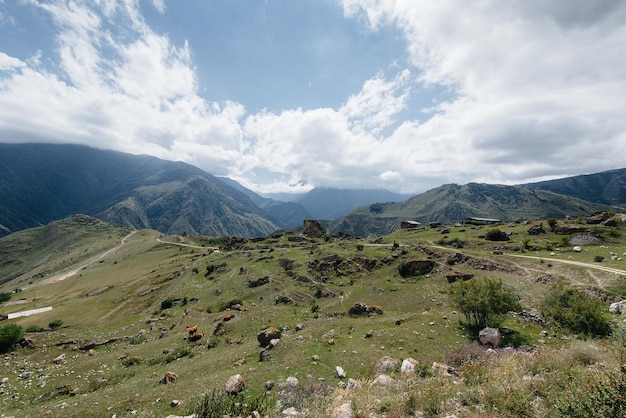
[400,220,421,229]
[463,217,501,225]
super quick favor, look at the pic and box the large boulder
[375,356,399,373]
[586,212,611,224]
[225,374,245,395]
[479,327,502,347]
[257,327,282,347]
[610,301,626,314]
[398,260,436,277]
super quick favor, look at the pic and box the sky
[1,0,625,196]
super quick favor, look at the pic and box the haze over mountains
[1,143,624,238]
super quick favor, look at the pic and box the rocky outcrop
[398,260,436,277]
[479,327,502,347]
[225,374,245,395]
[257,327,281,347]
[302,219,325,238]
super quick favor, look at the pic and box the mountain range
[1,143,624,238]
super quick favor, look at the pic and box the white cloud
[1,1,626,196]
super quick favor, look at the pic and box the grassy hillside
[0,214,625,417]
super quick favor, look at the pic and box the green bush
[193,388,271,417]
[541,287,612,337]
[484,229,509,241]
[161,298,174,310]
[449,277,521,333]
[0,324,24,353]
[26,325,43,333]
[0,292,11,303]
[594,255,605,263]
[48,319,63,330]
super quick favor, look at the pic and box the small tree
[547,218,558,229]
[0,324,24,353]
[449,277,521,333]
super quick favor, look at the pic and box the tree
[0,324,24,353]
[48,319,63,330]
[485,229,509,241]
[449,277,521,332]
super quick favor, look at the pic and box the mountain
[523,168,626,207]
[327,183,606,237]
[0,143,279,238]
[217,177,312,228]
[295,188,413,220]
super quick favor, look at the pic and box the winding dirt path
[40,230,138,286]
[505,253,626,277]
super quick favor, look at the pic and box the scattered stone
[335,366,346,378]
[259,348,270,362]
[332,402,353,418]
[369,374,395,387]
[401,358,418,374]
[295,323,304,332]
[53,353,66,364]
[281,407,304,417]
[445,271,474,283]
[375,356,399,373]
[225,374,245,395]
[479,327,502,347]
[232,358,246,367]
[88,349,97,356]
[346,378,361,391]
[268,338,280,349]
[572,245,582,252]
[364,330,374,338]
[265,380,274,390]
[19,337,35,348]
[312,355,320,362]
[170,400,180,407]
[247,276,270,288]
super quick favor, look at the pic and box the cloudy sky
[1,0,625,195]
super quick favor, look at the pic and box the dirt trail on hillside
[505,254,626,277]
[40,230,137,286]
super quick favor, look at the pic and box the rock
[333,402,353,418]
[259,348,270,362]
[479,327,502,347]
[364,330,374,338]
[295,323,304,332]
[302,219,325,238]
[432,362,459,377]
[268,338,280,349]
[265,380,274,390]
[0,377,8,385]
[401,358,418,374]
[159,372,178,384]
[369,374,395,387]
[610,301,626,314]
[445,271,474,283]
[375,356,399,373]
[280,376,299,390]
[602,218,618,227]
[401,220,421,229]
[335,366,346,378]
[398,260,435,277]
[225,374,245,395]
[281,407,304,417]
[247,276,270,288]
[587,212,611,224]
[19,337,35,348]
[348,303,368,316]
[53,353,66,364]
[346,378,361,391]
[527,224,545,235]
[170,399,180,407]
[572,246,582,252]
[258,327,281,347]
[88,349,97,356]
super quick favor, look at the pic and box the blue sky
[1,0,625,195]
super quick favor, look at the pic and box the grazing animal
[188,333,204,343]
[186,325,198,335]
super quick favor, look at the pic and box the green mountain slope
[0,143,279,238]
[327,183,606,237]
[524,168,626,207]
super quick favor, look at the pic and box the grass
[0,214,624,416]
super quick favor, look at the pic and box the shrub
[26,325,43,333]
[48,319,63,330]
[0,292,11,303]
[193,388,271,418]
[594,255,605,263]
[547,218,558,229]
[449,277,521,333]
[485,229,509,241]
[0,324,24,353]
[161,298,174,310]
[541,287,612,337]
